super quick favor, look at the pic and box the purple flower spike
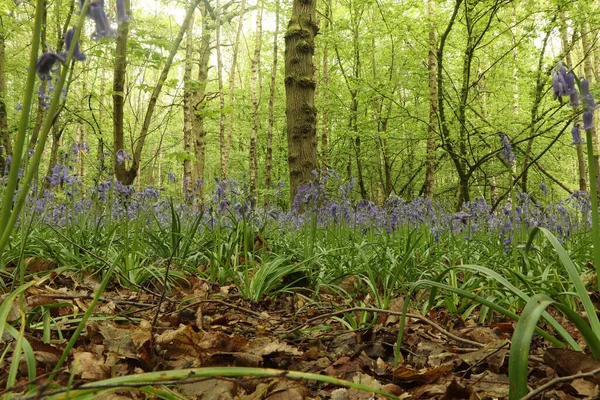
[581,79,590,97]
[116,0,129,25]
[583,110,594,130]
[88,3,118,41]
[35,51,64,81]
[62,28,87,61]
[572,125,583,145]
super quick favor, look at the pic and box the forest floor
[3,262,599,400]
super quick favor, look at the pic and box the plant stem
[0,0,45,266]
[585,129,600,292]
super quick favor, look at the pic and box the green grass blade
[527,227,600,337]
[509,293,554,400]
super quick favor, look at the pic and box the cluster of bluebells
[32,0,129,102]
[9,163,596,253]
[552,63,597,144]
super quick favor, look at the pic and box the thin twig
[281,306,484,348]
[40,294,155,308]
[521,366,600,400]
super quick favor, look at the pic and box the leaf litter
[1,267,599,399]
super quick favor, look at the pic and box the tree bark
[249,0,263,200]
[183,7,195,199]
[581,20,600,180]
[285,0,319,204]
[561,13,586,192]
[191,2,215,200]
[226,0,246,180]
[319,0,330,170]
[0,19,10,175]
[114,0,199,185]
[424,0,437,198]
[264,0,280,207]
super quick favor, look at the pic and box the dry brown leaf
[179,378,236,399]
[392,363,453,384]
[72,351,109,380]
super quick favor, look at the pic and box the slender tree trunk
[113,0,132,183]
[192,3,215,200]
[226,0,246,179]
[320,0,330,170]
[115,0,199,185]
[249,0,263,200]
[561,13,586,192]
[582,21,600,179]
[216,0,227,178]
[285,0,319,203]
[183,8,195,199]
[424,0,437,198]
[0,19,11,175]
[264,0,280,207]
[97,47,109,177]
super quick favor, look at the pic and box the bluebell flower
[539,182,548,196]
[572,125,584,145]
[581,79,590,97]
[61,28,87,61]
[583,111,594,130]
[499,133,515,164]
[116,0,129,25]
[88,2,118,40]
[565,72,576,94]
[552,66,569,99]
[167,172,176,183]
[116,149,128,165]
[35,51,65,81]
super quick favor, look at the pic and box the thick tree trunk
[424,0,437,199]
[183,9,195,198]
[285,0,319,203]
[264,0,280,207]
[249,0,263,199]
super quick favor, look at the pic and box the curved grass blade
[37,367,403,400]
[509,293,554,400]
[526,227,600,337]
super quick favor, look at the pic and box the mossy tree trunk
[285,0,319,204]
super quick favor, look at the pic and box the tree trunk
[319,0,330,170]
[561,13,586,192]
[183,8,195,199]
[285,0,319,203]
[0,21,10,175]
[216,0,227,178]
[249,0,263,200]
[226,0,246,180]
[264,0,280,207]
[192,2,215,200]
[115,0,199,185]
[113,0,132,183]
[581,21,600,180]
[424,0,437,199]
